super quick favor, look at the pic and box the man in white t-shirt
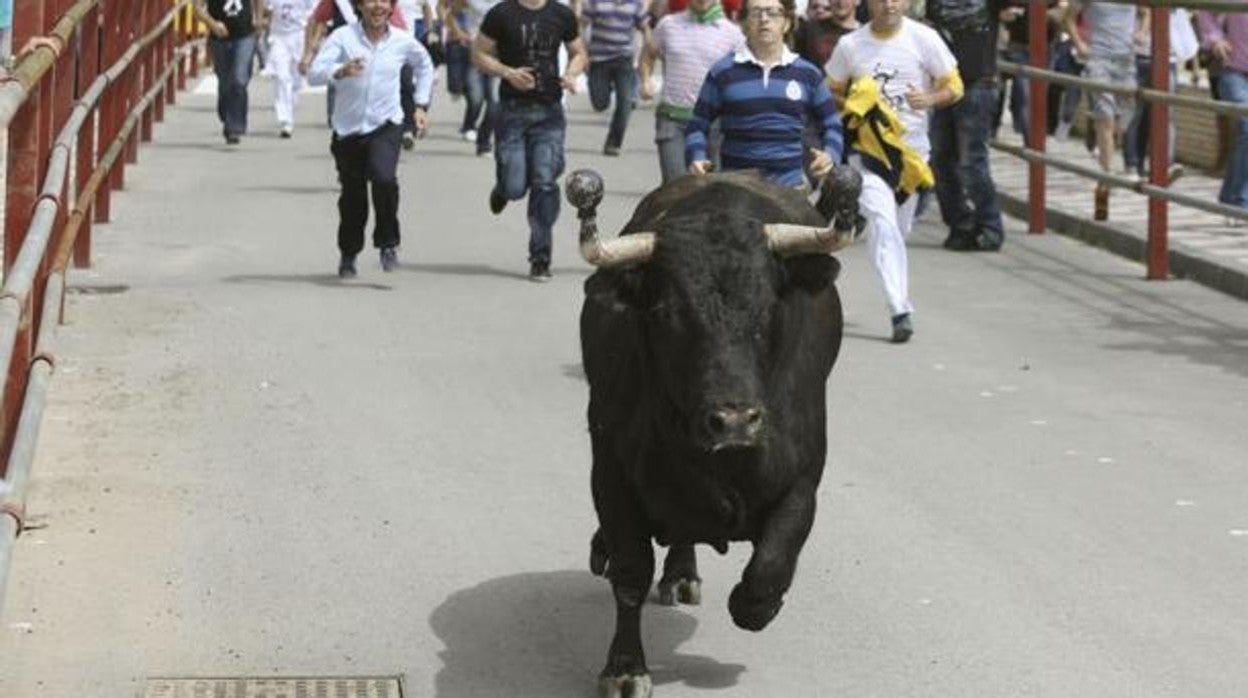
[261,0,316,137]
[826,0,961,343]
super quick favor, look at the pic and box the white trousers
[266,31,304,126]
[853,159,918,317]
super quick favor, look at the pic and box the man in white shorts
[826,0,961,343]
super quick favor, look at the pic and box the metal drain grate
[143,676,403,698]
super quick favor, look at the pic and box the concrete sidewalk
[990,126,1248,300]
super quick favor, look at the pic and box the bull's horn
[762,223,854,255]
[565,168,657,267]
[581,232,657,267]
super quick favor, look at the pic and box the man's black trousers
[331,122,402,256]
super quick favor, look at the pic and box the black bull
[569,170,858,698]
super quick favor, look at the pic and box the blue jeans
[494,100,566,263]
[445,41,471,97]
[588,56,637,149]
[1124,58,1177,175]
[1051,40,1084,125]
[209,34,256,137]
[1001,46,1030,139]
[930,83,1005,242]
[462,67,498,149]
[1219,70,1248,208]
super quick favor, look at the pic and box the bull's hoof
[657,578,702,606]
[728,582,782,632]
[565,169,605,212]
[599,673,653,698]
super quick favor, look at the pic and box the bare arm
[299,20,327,74]
[193,0,230,37]
[563,37,589,83]
[638,36,659,100]
[446,0,471,43]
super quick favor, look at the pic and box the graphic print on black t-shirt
[209,0,256,38]
[480,0,579,103]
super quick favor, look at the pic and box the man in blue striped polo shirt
[582,0,651,155]
[685,0,842,188]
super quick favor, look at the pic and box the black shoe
[529,259,552,282]
[224,133,240,145]
[603,144,620,156]
[338,254,357,278]
[943,229,977,251]
[890,313,913,344]
[380,247,399,272]
[489,189,507,215]
[975,230,1003,252]
[476,143,492,156]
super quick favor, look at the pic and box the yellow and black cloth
[839,76,935,203]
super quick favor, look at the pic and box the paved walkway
[990,125,1248,298]
[0,76,1247,697]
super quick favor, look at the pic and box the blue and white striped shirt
[582,0,648,62]
[686,47,843,187]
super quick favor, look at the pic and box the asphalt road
[1,75,1247,698]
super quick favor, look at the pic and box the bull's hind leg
[657,544,701,606]
[729,480,816,632]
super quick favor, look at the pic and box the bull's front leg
[728,478,817,632]
[593,456,656,697]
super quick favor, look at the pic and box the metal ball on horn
[564,169,656,267]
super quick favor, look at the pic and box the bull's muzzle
[703,404,765,452]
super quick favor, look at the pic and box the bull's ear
[780,254,841,295]
[584,266,647,310]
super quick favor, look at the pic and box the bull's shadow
[429,570,746,697]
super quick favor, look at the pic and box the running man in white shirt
[825,0,961,343]
[261,0,316,137]
[309,0,435,277]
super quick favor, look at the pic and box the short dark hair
[739,0,798,40]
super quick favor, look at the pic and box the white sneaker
[462,129,477,142]
[279,123,293,139]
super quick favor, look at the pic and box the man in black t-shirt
[472,0,588,281]
[927,0,1008,252]
[195,0,262,144]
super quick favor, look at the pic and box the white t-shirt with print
[265,0,315,35]
[825,17,957,157]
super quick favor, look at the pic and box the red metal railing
[1000,0,1248,281]
[0,0,202,611]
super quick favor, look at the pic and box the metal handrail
[0,0,101,128]
[990,140,1248,220]
[0,0,194,616]
[999,60,1248,118]
[0,1,191,446]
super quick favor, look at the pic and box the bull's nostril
[708,411,728,434]
[744,408,762,426]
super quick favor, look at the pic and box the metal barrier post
[3,0,44,276]
[124,0,142,164]
[75,3,102,268]
[95,0,118,221]
[1,0,47,474]
[1146,6,1171,280]
[1026,0,1048,234]
[140,0,156,142]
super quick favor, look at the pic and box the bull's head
[567,170,848,455]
